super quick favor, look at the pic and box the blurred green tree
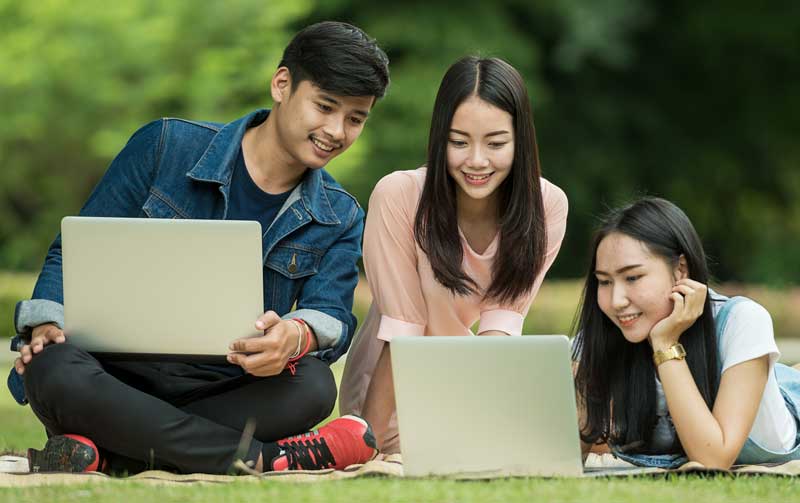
[0,0,311,269]
[1,0,798,285]
[306,0,800,284]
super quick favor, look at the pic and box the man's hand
[14,323,66,375]
[227,311,302,377]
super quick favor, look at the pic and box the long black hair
[414,56,547,304]
[573,197,719,452]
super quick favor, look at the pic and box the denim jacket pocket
[142,191,187,219]
[265,245,322,279]
[264,245,322,309]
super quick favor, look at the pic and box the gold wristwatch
[652,343,686,367]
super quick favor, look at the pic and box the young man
[8,21,389,475]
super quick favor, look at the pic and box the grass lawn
[2,475,799,503]
[2,272,800,499]
[2,356,799,502]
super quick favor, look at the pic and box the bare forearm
[646,281,767,469]
[658,359,731,467]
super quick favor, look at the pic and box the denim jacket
[9,109,364,404]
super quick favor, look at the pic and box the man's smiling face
[272,73,375,170]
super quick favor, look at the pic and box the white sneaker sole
[0,455,29,473]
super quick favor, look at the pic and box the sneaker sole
[27,436,98,473]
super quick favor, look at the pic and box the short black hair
[279,21,390,99]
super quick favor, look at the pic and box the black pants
[23,343,337,474]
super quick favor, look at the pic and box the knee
[24,343,93,405]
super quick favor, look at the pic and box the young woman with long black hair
[339,56,568,454]
[574,197,800,469]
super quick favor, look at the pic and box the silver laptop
[391,335,583,477]
[61,216,263,360]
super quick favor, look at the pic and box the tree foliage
[0,0,311,268]
[1,0,798,284]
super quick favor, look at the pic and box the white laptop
[391,335,584,477]
[61,216,263,361]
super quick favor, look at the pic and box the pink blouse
[339,167,568,452]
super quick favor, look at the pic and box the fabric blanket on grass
[2,454,800,487]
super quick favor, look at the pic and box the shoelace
[278,435,336,470]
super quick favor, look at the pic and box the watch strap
[653,343,686,366]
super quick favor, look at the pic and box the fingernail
[226,355,233,363]
[229,343,234,350]
[256,321,265,329]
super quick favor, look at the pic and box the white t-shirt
[652,295,796,452]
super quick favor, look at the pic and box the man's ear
[674,254,689,281]
[270,67,292,105]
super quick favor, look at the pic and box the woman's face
[594,232,685,344]
[446,96,515,204]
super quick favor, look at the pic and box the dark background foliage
[2,0,798,283]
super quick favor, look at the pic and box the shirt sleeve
[363,172,428,342]
[477,179,569,335]
[717,298,797,452]
[719,299,780,373]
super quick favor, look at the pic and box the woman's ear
[674,254,689,281]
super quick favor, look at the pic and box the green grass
[2,354,799,503]
[1,473,798,502]
[0,271,35,340]
[0,381,46,454]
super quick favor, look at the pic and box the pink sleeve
[478,179,568,335]
[477,309,525,335]
[363,172,428,341]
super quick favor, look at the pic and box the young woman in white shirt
[573,197,800,469]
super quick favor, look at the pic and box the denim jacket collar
[186,108,339,225]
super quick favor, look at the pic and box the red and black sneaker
[270,415,378,471]
[27,434,102,473]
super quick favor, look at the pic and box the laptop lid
[62,216,263,361]
[390,335,583,477]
